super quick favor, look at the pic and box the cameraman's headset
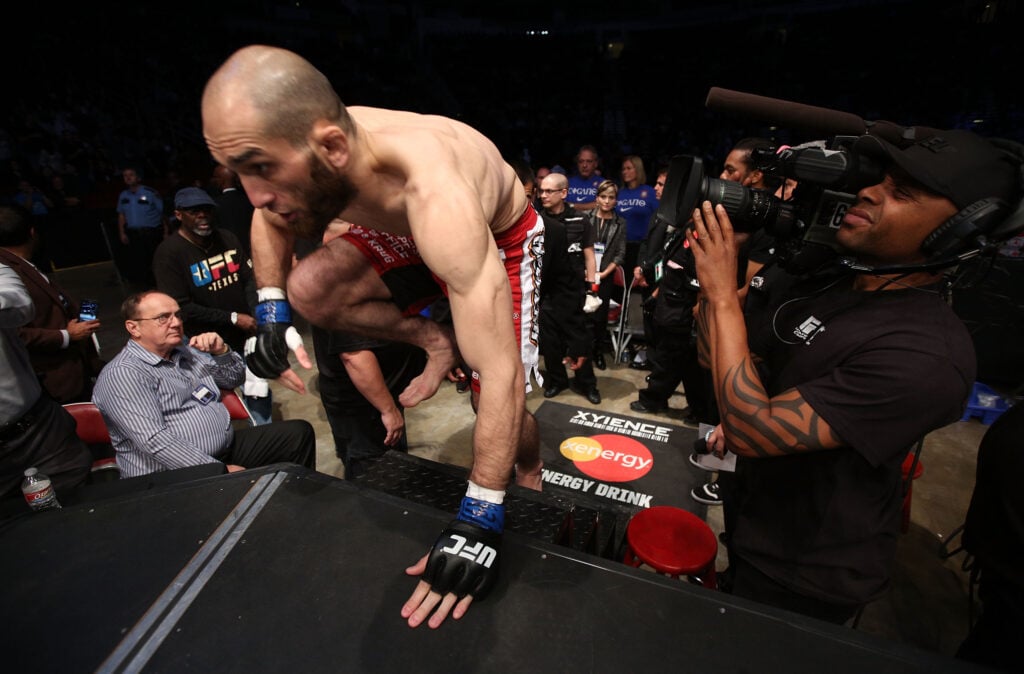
[848,128,1024,274]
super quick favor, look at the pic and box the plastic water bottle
[21,467,61,512]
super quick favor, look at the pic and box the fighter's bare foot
[398,328,459,407]
[515,459,543,491]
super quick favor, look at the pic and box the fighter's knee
[287,261,325,322]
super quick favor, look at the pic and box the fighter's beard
[287,154,359,241]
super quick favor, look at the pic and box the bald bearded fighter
[201,45,544,629]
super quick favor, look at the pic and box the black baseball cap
[854,130,1018,210]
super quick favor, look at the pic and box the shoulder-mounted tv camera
[655,136,885,273]
[655,88,1024,276]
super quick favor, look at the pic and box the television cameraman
[688,128,1021,624]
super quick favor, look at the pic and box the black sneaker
[630,399,667,414]
[690,481,722,506]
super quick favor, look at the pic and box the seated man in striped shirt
[92,291,315,478]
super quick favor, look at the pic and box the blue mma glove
[245,287,303,379]
[423,496,504,600]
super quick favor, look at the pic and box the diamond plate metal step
[355,451,634,560]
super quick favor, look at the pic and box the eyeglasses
[538,188,565,195]
[131,310,183,326]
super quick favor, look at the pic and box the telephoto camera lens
[701,178,795,236]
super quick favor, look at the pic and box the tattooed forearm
[717,359,842,457]
[695,296,711,369]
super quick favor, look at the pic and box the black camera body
[654,135,886,273]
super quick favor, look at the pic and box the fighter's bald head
[202,45,354,148]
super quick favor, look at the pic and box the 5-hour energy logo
[559,434,653,482]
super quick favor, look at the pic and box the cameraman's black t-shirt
[732,264,976,605]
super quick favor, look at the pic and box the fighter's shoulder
[352,106,445,135]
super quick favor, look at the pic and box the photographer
[688,129,1020,623]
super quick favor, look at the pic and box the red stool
[901,453,925,533]
[623,505,718,589]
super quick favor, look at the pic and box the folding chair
[63,401,119,480]
[901,437,925,534]
[606,266,629,359]
[220,388,256,427]
[611,276,647,365]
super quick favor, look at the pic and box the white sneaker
[688,450,737,473]
[691,481,722,506]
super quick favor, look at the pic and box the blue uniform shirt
[117,186,164,229]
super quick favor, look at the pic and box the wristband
[458,496,505,533]
[257,286,287,302]
[230,311,238,325]
[466,480,505,504]
[591,282,601,293]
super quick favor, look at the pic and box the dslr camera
[655,136,887,272]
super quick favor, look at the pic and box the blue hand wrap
[457,496,505,533]
[256,300,292,325]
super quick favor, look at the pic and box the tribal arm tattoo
[715,358,843,457]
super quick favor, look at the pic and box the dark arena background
[7,0,1021,383]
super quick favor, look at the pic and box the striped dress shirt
[92,340,246,478]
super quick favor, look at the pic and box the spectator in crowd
[0,205,104,403]
[566,145,602,212]
[585,179,626,369]
[116,166,166,287]
[210,164,255,257]
[152,186,273,424]
[537,210,598,403]
[537,171,600,404]
[159,168,193,233]
[11,178,54,270]
[508,160,537,207]
[0,261,92,508]
[628,221,703,425]
[617,155,659,273]
[956,402,1024,671]
[12,178,52,217]
[690,128,1019,624]
[313,322,426,479]
[718,137,779,301]
[631,166,669,370]
[92,290,315,478]
[526,165,549,212]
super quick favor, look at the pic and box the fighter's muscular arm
[249,209,313,392]
[410,186,523,490]
[251,208,297,288]
[688,201,842,458]
[399,172,522,629]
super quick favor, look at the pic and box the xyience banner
[534,401,704,514]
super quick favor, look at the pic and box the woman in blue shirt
[616,155,658,273]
